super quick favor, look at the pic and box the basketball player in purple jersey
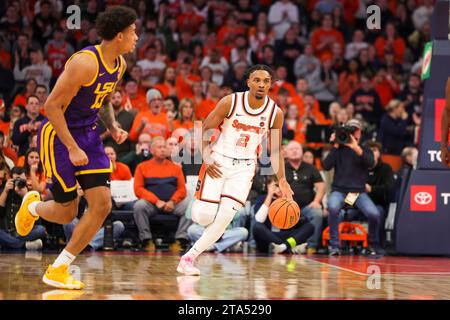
[14,6,138,289]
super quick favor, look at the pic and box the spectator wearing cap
[129,89,170,141]
[11,95,44,156]
[13,47,52,90]
[322,119,384,256]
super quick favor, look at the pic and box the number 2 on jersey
[236,133,250,147]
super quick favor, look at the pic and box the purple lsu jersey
[37,45,124,193]
[63,45,124,128]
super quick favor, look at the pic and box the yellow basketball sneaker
[15,191,41,236]
[42,265,85,290]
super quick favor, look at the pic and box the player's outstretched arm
[44,52,97,166]
[441,78,450,167]
[270,108,294,200]
[201,94,232,179]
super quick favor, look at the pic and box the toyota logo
[414,192,433,205]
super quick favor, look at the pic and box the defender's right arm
[200,94,232,179]
[44,53,97,166]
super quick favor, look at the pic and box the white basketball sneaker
[177,256,200,276]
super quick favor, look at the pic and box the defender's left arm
[269,108,294,200]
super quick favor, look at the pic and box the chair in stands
[322,206,368,253]
[381,154,403,172]
[110,210,180,250]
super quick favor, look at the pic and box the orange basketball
[268,198,300,229]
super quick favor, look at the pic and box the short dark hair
[363,140,382,152]
[26,95,40,104]
[11,167,25,176]
[35,84,47,92]
[95,6,137,41]
[245,64,274,81]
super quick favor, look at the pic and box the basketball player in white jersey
[177,65,294,275]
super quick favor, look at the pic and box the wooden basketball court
[1,252,450,300]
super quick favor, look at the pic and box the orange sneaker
[15,191,40,236]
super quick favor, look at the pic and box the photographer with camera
[0,167,45,250]
[322,119,384,256]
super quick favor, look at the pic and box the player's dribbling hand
[69,147,89,166]
[205,162,222,179]
[203,153,222,179]
[111,126,128,145]
[441,145,450,167]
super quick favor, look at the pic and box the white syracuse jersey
[211,91,279,159]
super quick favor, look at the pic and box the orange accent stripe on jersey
[194,163,207,200]
[226,93,237,119]
[267,100,276,129]
[220,194,245,206]
[242,91,270,117]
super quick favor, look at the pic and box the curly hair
[95,6,137,41]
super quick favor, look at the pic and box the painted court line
[303,257,367,276]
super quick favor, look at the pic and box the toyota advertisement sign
[396,172,450,255]
[395,22,450,255]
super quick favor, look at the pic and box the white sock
[52,249,76,268]
[28,201,41,217]
[278,244,287,252]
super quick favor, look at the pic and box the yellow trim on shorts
[41,122,55,180]
[48,128,77,192]
[74,160,113,176]
[95,45,119,74]
[64,50,99,87]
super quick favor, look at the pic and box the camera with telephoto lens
[332,124,358,145]
[13,178,27,189]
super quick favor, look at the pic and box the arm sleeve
[321,148,338,171]
[255,204,269,223]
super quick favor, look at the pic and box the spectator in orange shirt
[123,79,147,114]
[12,78,37,108]
[0,99,10,137]
[196,82,221,121]
[175,58,201,100]
[176,0,204,34]
[129,89,170,141]
[374,22,405,65]
[105,146,132,181]
[338,58,360,105]
[270,65,297,98]
[373,67,400,109]
[284,103,305,144]
[154,66,178,98]
[310,13,345,62]
[173,98,195,131]
[133,137,191,252]
[191,81,206,113]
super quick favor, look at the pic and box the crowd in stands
[0,0,429,254]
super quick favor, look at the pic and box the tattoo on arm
[99,98,116,131]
